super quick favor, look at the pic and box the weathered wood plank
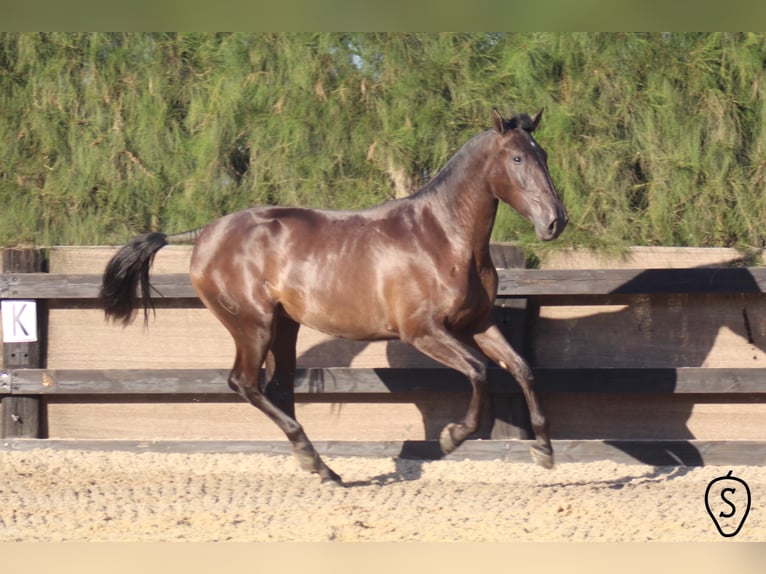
[535,367,766,394]
[5,367,470,395]
[540,246,763,270]
[4,267,766,300]
[1,396,42,438]
[5,367,765,395]
[1,438,763,466]
[9,368,231,395]
[497,267,766,296]
[530,293,766,369]
[0,272,196,299]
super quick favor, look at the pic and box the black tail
[100,232,169,326]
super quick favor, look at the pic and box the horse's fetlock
[227,378,242,394]
[530,412,547,431]
[530,444,555,469]
[293,450,320,472]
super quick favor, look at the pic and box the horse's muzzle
[537,213,567,241]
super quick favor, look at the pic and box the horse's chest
[441,264,496,323]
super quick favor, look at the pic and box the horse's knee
[227,369,244,394]
[501,354,533,384]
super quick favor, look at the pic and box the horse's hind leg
[263,311,300,418]
[228,318,341,484]
[473,324,553,469]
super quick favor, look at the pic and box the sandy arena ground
[0,448,763,542]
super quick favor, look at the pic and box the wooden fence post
[2,248,47,438]
[489,299,533,439]
[488,244,533,440]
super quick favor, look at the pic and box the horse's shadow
[529,265,765,466]
[342,457,430,487]
[297,265,765,471]
[341,459,698,489]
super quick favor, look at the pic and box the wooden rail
[3,366,765,395]
[2,254,766,466]
[4,267,766,299]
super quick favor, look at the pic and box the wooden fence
[1,245,765,465]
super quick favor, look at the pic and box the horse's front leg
[405,326,489,454]
[473,323,554,469]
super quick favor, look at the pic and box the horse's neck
[415,134,498,260]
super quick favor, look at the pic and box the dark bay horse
[101,109,568,484]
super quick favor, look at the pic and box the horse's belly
[299,310,395,341]
[277,287,394,341]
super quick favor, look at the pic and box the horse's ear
[491,108,506,134]
[529,108,544,131]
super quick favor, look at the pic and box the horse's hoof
[439,423,460,454]
[530,445,554,469]
[320,467,344,486]
[294,452,344,485]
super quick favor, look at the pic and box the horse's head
[488,108,567,241]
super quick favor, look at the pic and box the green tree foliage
[1,33,765,253]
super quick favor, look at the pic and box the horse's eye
[513,156,522,165]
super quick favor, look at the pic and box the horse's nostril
[548,215,567,238]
